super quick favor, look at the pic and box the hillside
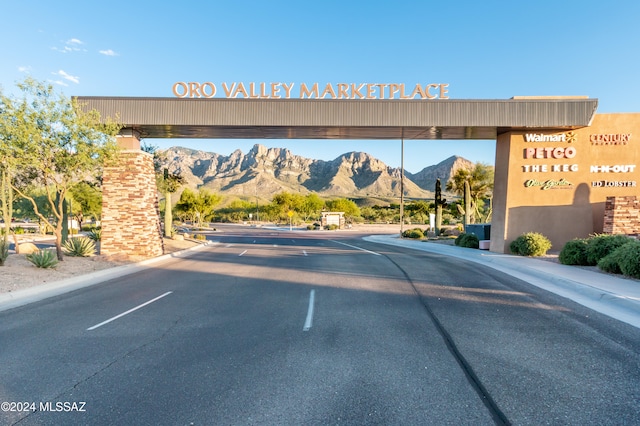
[159,144,474,200]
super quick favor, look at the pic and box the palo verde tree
[446,162,494,226]
[69,181,103,230]
[325,198,361,223]
[1,78,121,260]
[0,86,25,261]
[174,187,221,228]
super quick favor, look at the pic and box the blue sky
[1,1,638,173]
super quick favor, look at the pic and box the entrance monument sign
[77,92,637,258]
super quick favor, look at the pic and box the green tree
[0,90,22,260]
[69,181,102,229]
[325,198,361,222]
[406,200,431,224]
[446,162,494,224]
[175,188,221,228]
[0,78,121,260]
[271,192,305,221]
[216,199,254,222]
[301,193,324,221]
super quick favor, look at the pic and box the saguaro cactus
[434,178,446,236]
[464,180,471,229]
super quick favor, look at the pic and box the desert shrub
[26,249,59,268]
[615,240,640,278]
[455,233,479,249]
[441,227,461,237]
[325,224,338,230]
[585,234,632,265]
[63,237,96,257]
[402,228,424,239]
[86,228,102,241]
[597,250,624,275]
[194,234,207,241]
[510,232,552,256]
[12,226,24,235]
[559,239,589,265]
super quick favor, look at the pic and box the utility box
[465,224,491,240]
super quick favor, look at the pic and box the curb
[0,242,211,313]
[364,235,640,329]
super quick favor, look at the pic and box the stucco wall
[491,113,639,253]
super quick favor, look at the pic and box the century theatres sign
[172,81,450,100]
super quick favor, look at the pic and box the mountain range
[159,144,474,200]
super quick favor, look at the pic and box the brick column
[100,130,164,260]
[603,196,640,236]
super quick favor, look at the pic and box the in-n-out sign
[172,82,450,100]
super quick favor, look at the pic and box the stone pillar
[101,129,164,260]
[603,196,640,236]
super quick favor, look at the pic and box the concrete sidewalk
[365,235,640,329]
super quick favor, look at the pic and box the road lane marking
[303,290,316,331]
[87,292,173,331]
[302,250,308,256]
[330,240,381,256]
[225,244,233,248]
[239,250,247,256]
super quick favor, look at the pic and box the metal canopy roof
[76,97,598,140]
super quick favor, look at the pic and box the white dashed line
[330,240,381,256]
[303,290,316,331]
[87,292,173,331]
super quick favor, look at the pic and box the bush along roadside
[510,232,552,257]
[559,234,640,279]
[455,233,479,249]
[402,228,425,239]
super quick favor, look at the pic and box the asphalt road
[1,226,639,425]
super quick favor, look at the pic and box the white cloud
[99,49,118,56]
[50,79,69,87]
[52,70,79,84]
[52,38,86,54]
[18,66,32,73]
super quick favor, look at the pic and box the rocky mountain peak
[160,144,475,198]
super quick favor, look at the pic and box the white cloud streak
[52,38,86,53]
[52,70,80,84]
[99,49,118,56]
